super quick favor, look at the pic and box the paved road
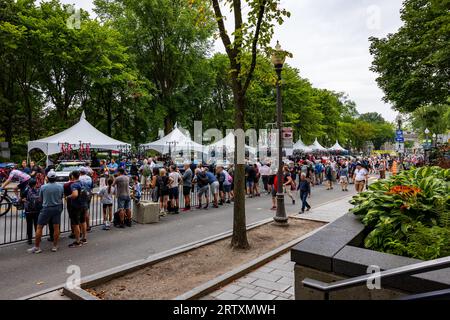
[0,183,359,299]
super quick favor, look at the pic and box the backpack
[225,171,233,183]
[113,210,131,227]
[78,184,90,205]
[325,166,332,176]
[158,176,169,192]
[25,188,42,213]
[134,183,142,200]
[142,165,151,177]
[198,173,209,186]
[315,164,322,174]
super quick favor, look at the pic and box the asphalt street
[0,182,360,299]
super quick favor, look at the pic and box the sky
[62,0,404,122]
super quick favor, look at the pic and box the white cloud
[61,0,404,121]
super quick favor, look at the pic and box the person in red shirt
[270,175,278,210]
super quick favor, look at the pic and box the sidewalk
[201,189,363,300]
[201,253,295,300]
[290,193,354,222]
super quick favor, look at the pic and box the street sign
[395,137,405,142]
[395,142,405,154]
[396,130,403,136]
[423,142,432,150]
[282,127,293,148]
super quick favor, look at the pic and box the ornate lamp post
[166,141,178,160]
[271,41,291,226]
[395,114,403,164]
[424,128,430,164]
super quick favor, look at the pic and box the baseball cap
[47,170,56,178]
[80,167,87,173]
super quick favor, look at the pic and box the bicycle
[0,188,23,217]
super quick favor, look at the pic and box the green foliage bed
[350,167,450,260]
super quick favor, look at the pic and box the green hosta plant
[350,166,450,260]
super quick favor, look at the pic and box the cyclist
[0,165,31,203]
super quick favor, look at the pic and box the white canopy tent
[27,111,131,156]
[308,138,328,152]
[140,127,204,154]
[328,140,348,152]
[293,138,313,153]
[206,132,257,155]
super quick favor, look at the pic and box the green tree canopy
[370,0,450,113]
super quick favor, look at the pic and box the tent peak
[80,111,86,120]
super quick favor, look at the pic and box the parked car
[54,161,90,184]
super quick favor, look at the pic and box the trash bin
[133,200,159,224]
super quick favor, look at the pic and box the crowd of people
[0,153,413,254]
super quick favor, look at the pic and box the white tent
[140,127,204,154]
[27,111,131,156]
[308,138,328,152]
[328,140,348,152]
[293,138,313,153]
[206,132,257,154]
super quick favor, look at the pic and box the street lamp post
[396,114,403,164]
[424,128,430,164]
[166,141,178,160]
[271,41,289,226]
[432,133,437,148]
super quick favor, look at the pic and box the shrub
[350,166,450,260]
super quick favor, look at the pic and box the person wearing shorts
[156,168,170,215]
[353,163,368,193]
[168,165,182,214]
[195,169,210,209]
[339,164,349,192]
[99,178,115,230]
[113,168,132,227]
[79,168,93,232]
[27,170,63,254]
[67,170,87,247]
[182,162,193,211]
[270,174,278,210]
[245,164,256,197]
[216,165,227,205]
[206,169,219,208]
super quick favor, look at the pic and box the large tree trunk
[231,88,249,249]
[164,116,173,135]
[106,101,112,136]
[23,90,33,141]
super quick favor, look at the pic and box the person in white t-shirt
[259,163,271,194]
[148,158,156,169]
[168,165,182,213]
[353,162,368,193]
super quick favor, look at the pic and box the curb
[18,285,70,301]
[63,287,100,300]
[174,224,328,300]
